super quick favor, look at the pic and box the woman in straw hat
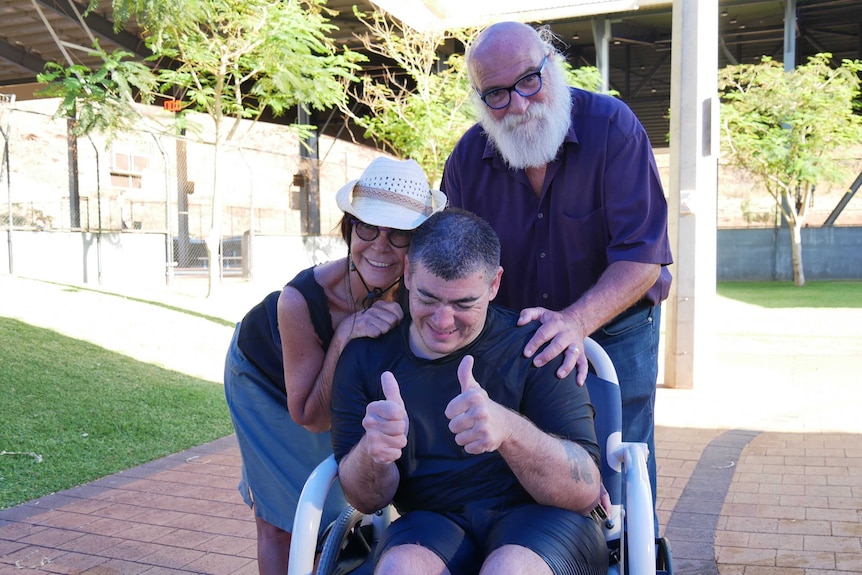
[224,157,446,574]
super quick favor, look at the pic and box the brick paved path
[3,427,860,574]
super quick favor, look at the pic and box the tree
[37,43,157,139]
[343,8,478,186]
[111,0,360,136]
[345,9,612,186]
[109,0,363,295]
[37,44,159,285]
[718,54,862,286]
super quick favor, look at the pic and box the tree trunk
[206,141,222,298]
[790,221,805,286]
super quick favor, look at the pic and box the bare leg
[375,544,449,575]
[480,544,551,575]
[255,516,292,575]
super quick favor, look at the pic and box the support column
[592,16,611,92]
[664,0,719,389]
[784,0,797,72]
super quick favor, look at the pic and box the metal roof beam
[631,51,669,98]
[35,0,150,58]
[0,38,49,74]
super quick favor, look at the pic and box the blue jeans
[590,303,660,530]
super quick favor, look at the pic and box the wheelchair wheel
[607,536,674,575]
[316,506,371,575]
[656,537,673,575]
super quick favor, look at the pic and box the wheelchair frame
[288,337,670,575]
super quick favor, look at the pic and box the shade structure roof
[1,0,861,147]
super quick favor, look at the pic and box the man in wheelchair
[329,209,609,575]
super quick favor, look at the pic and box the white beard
[476,66,573,170]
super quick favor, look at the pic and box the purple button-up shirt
[442,88,672,313]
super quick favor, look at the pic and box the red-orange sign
[163,100,184,112]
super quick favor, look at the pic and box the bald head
[467,22,550,89]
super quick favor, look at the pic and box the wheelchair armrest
[610,441,656,575]
[583,337,618,384]
[288,454,339,575]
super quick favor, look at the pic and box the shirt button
[542,293,549,299]
[537,213,544,219]
[540,252,546,258]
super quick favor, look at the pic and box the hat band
[353,184,432,217]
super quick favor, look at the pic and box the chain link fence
[0,97,384,283]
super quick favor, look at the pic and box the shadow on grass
[717,281,862,309]
[50,281,235,327]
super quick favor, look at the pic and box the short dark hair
[408,208,500,281]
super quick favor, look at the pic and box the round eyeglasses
[352,219,413,248]
[477,54,548,110]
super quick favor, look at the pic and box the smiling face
[468,22,573,169]
[349,221,409,290]
[405,259,502,359]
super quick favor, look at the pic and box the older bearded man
[441,21,673,528]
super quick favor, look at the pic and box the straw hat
[335,157,447,230]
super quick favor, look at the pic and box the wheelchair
[288,337,673,575]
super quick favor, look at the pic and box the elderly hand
[361,371,408,465]
[347,300,404,340]
[517,306,589,384]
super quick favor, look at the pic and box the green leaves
[718,53,862,285]
[718,54,862,193]
[36,43,157,140]
[133,0,362,138]
[44,0,362,144]
[345,8,478,185]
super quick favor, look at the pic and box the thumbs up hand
[362,371,409,465]
[457,355,482,395]
[445,356,508,455]
[382,370,405,408]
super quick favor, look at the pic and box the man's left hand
[445,356,509,454]
[517,307,588,384]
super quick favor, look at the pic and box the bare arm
[339,440,401,514]
[338,372,407,513]
[445,357,601,514]
[278,286,403,432]
[497,413,601,515]
[519,260,660,382]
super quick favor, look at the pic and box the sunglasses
[352,219,413,248]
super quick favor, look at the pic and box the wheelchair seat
[288,337,673,575]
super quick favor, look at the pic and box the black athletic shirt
[330,304,600,515]
[236,267,334,397]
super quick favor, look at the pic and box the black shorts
[374,500,608,575]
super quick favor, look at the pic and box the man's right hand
[517,306,588,384]
[361,371,409,465]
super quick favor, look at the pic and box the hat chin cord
[349,256,400,310]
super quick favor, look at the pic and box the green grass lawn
[717,280,862,309]
[0,318,233,510]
